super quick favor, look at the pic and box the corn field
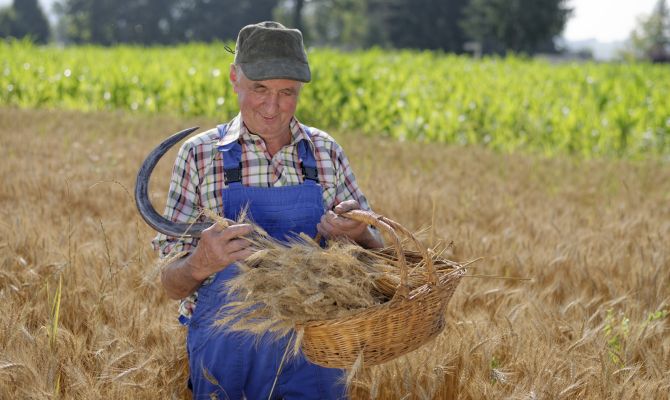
[1,40,670,157]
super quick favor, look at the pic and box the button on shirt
[152,114,370,322]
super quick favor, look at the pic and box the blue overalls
[186,124,347,399]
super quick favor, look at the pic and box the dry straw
[214,209,466,368]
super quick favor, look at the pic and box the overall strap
[216,124,243,186]
[299,124,319,184]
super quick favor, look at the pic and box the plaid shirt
[152,114,370,323]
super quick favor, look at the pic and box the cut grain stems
[215,210,466,368]
[3,109,670,399]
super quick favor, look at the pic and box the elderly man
[153,21,382,399]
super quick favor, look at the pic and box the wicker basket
[298,210,465,368]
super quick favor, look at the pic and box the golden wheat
[0,107,668,399]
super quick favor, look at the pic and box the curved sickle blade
[134,127,210,238]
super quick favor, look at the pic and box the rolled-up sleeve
[331,141,370,211]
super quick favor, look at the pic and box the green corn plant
[2,41,670,158]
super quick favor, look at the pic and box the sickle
[134,127,211,238]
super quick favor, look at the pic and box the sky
[0,0,662,43]
[564,0,659,42]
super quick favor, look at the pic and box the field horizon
[0,107,668,399]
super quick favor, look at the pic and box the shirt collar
[215,113,315,153]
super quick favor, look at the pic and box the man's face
[230,65,302,141]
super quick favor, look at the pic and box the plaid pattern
[152,114,370,322]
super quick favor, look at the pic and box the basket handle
[339,210,439,299]
[373,214,437,286]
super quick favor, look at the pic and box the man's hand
[187,222,255,281]
[317,200,383,249]
[160,221,255,299]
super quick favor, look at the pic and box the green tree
[0,0,50,43]
[293,0,305,33]
[54,0,278,45]
[384,0,468,52]
[364,0,390,47]
[54,0,117,44]
[173,0,278,42]
[305,0,369,47]
[628,0,670,62]
[0,8,16,38]
[460,0,572,55]
[115,0,178,44]
[55,0,179,45]
[274,0,389,49]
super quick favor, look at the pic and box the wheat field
[0,107,668,399]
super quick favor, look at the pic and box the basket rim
[296,266,466,329]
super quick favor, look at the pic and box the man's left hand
[316,200,383,249]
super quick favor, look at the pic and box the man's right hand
[186,222,256,281]
[160,221,255,300]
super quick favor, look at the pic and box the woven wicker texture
[299,210,465,368]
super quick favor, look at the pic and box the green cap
[234,21,311,82]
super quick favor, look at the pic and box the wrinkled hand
[187,221,255,281]
[317,200,382,248]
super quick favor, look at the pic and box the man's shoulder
[302,125,342,150]
[180,127,220,151]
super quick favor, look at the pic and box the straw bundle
[215,211,461,345]
[217,234,385,338]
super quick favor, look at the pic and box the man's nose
[263,93,280,113]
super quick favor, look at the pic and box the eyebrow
[251,82,298,94]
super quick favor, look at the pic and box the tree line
[0,0,668,60]
[0,0,572,55]
[0,0,49,43]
